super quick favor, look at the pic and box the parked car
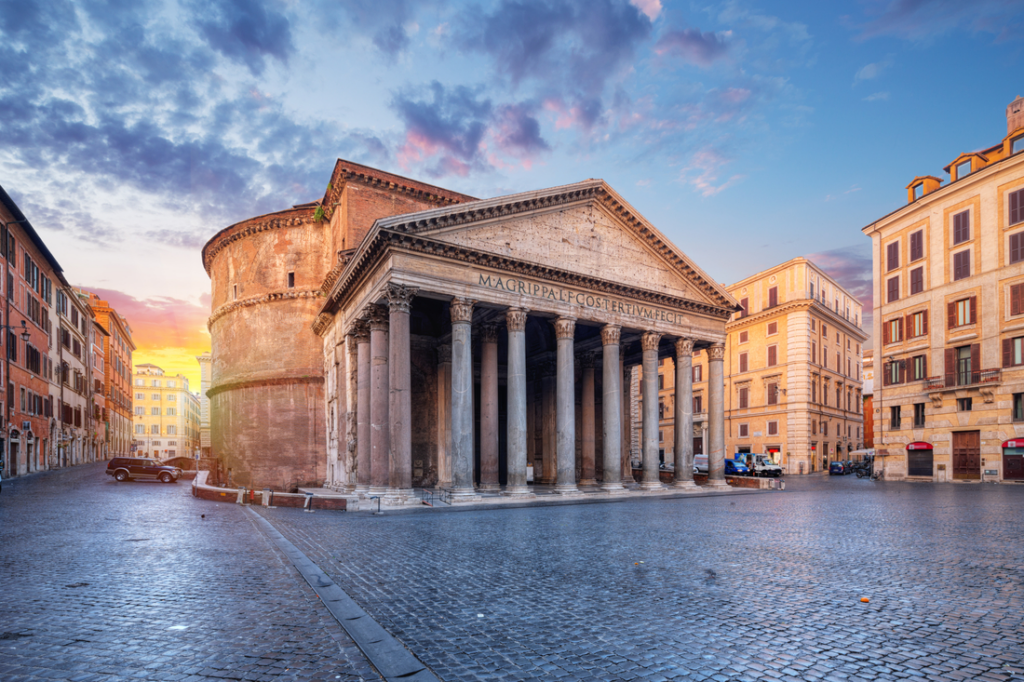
[746,453,783,478]
[829,461,846,476]
[106,457,182,483]
[693,454,708,474]
[724,459,749,476]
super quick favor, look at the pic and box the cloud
[393,82,492,176]
[863,91,890,102]
[314,0,427,58]
[629,0,661,21]
[824,184,863,202]
[457,0,651,129]
[655,29,731,67]
[856,0,1024,42]
[804,241,874,339]
[853,56,893,85]
[190,0,294,75]
[680,147,745,197]
[493,103,550,157]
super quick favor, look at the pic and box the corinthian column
[352,321,370,495]
[479,323,500,491]
[449,298,480,502]
[435,344,452,490]
[674,338,698,489]
[640,330,664,491]
[600,325,626,493]
[503,307,533,497]
[707,343,728,488]
[366,304,389,496]
[579,352,597,486]
[553,317,580,495]
[385,283,417,504]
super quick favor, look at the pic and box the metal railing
[923,368,1001,391]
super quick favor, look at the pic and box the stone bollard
[303,492,314,513]
[262,488,270,507]
[236,487,245,504]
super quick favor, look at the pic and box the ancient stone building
[206,161,741,494]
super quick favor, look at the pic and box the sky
[3,0,1024,387]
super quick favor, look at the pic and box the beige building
[651,257,867,474]
[196,351,211,458]
[864,97,1024,482]
[132,364,200,460]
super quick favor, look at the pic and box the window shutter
[897,317,903,341]
[944,348,955,385]
[899,360,906,384]
[883,322,890,345]
[948,301,956,329]
[1014,284,1023,316]
[905,313,912,338]
[971,344,980,380]
[768,346,777,366]
[921,355,927,378]
[970,296,977,324]
[883,365,890,386]
[1012,189,1021,226]
[922,309,929,335]
[1004,338,1013,368]
[1012,233,1023,264]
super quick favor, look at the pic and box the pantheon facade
[203,161,740,498]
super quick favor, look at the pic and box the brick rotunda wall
[204,206,331,491]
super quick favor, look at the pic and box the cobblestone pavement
[0,463,381,682]
[257,476,1024,682]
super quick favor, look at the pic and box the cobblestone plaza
[2,464,1023,681]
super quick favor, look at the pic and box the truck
[742,453,783,478]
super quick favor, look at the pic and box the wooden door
[1004,454,1024,480]
[952,431,981,480]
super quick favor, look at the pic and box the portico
[315,180,739,501]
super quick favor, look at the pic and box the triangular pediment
[372,180,738,311]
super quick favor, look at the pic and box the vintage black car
[106,457,182,483]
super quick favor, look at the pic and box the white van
[693,454,708,474]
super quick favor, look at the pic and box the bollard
[236,487,245,504]
[303,492,314,513]
[262,488,270,507]
[249,489,255,504]
[779,480,786,490]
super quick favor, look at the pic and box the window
[740,298,748,317]
[767,345,777,367]
[167,381,175,388]
[885,360,904,386]
[908,266,924,295]
[883,317,903,344]
[890,405,901,429]
[136,393,143,400]
[913,183,923,200]
[167,426,176,435]
[287,272,295,289]
[1013,136,1024,155]
[886,241,899,271]
[955,345,975,386]
[739,352,748,373]
[823,346,828,369]
[956,160,972,179]
[951,297,976,327]
[738,387,748,409]
[739,331,748,344]
[136,379,143,386]
[135,424,144,434]
[812,421,817,435]
[167,408,176,416]
[823,421,829,436]
[767,421,778,436]
[134,406,144,415]
[151,393,160,400]
[913,403,925,428]
[909,310,928,338]
[1015,393,1024,422]
[811,342,817,364]
[910,230,924,261]
[1003,336,1024,367]
[767,321,777,336]
[693,395,703,413]
[233,284,238,300]
[658,400,665,420]
[953,250,971,280]
[1011,232,1024,265]
[811,380,816,403]
[767,383,778,405]
[911,355,927,381]
[887,276,900,302]
[957,397,973,412]
[151,425,160,434]
[822,324,827,337]
[150,407,159,415]
[811,319,816,332]
[739,423,748,438]
[767,287,778,308]
[657,374,664,390]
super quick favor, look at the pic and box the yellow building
[654,257,867,474]
[864,97,1024,482]
[132,363,201,460]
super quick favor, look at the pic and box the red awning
[1002,439,1024,448]
[906,442,933,450]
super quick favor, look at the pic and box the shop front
[906,441,934,478]
[1002,439,1024,481]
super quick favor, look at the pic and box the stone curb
[245,507,440,682]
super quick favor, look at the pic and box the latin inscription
[478,273,688,325]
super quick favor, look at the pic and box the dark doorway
[693,437,703,455]
[952,431,981,480]
[1004,452,1024,480]
[907,449,933,477]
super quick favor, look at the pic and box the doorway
[952,431,981,480]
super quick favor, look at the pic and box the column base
[382,488,418,505]
[477,483,501,492]
[705,479,730,489]
[553,483,582,496]
[366,486,389,498]
[639,481,665,491]
[354,484,370,497]
[600,483,630,495]
[578,478,598,486]
[673,480,700,491]
[448,487,482,504]
[501,486,536,498]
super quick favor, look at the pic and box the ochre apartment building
[653,257,867,474]
[132,363,201,460]
[865,97,1024,482]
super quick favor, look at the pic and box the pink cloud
[680,147,745,197]
[629,0,662,21]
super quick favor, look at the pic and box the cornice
[207,374,324,398]
[203,212,314,274]
[208,289,323,329]
[320,230,737,322]
[727,298,868,341]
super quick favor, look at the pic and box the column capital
[364,304,389,332]
[478,322,500,344]
[384,282,418,314]
[640,331,662,352]
[552,317,576,340]
[505,307,529,332]
[437,343,452,364]
[450,297,475,324]
[347,319,369,342]
[707,343,726,361]
[675,337,695,356]
[600,324,621,346]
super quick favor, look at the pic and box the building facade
[648,257,867,474]
[90,318,110,460]
[862,350,874,448]
[196,351,211,458]
[205,160,741,494]
[865,98,1024,482]
[132,363,200,460]
[85,294,135,458]
[52,286,96,467]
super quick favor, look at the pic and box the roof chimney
[1008,96,1024,135]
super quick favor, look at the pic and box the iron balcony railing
[923,368,1001,391]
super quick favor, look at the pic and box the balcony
[923,368,1002,391]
